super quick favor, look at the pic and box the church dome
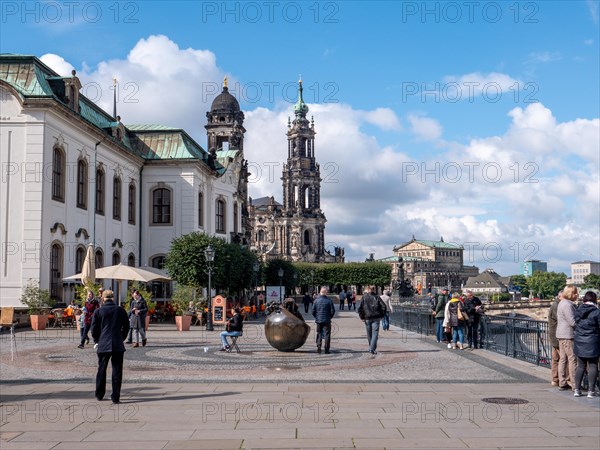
[210,86,240,113]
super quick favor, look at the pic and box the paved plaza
[1,310,599,449]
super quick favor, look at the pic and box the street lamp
[253,261,260,307]
[204,245,215,331]
[278,267,284,303]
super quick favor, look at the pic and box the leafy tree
[527,271,567,299]
[165,232,258,295]
[264,259,297,295]
[510,274,530,297]
[582,273,600,290]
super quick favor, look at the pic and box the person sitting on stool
[220,307,243,351]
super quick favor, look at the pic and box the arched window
[75,245,85,274]
[198,192,204,227]
[52,147,65,202]
[95,167,105,215]
[258,229,265,242]
[95,248,104,269]
[150,255,171,299]
[215,199,226,233]
[304,230,311,246]
[128,183,136,224]
[127,253,135,267]
[76,159,87,209]
[50,242,63,301]
[233,201,238,233]
[113,176,121,220]
[152,187,171,224]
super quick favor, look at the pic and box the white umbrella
[80,244,95,286]
[63,264,171,305]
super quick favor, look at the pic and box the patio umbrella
[80,244,95,286]
[63,264,171,305]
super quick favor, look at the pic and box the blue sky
[2,1,599,275]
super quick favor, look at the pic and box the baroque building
[0,55,249,307]
[248,80,342,263]
[380,237,479,293]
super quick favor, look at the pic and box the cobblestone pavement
[1,310,599,449]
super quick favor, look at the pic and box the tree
[510,274,530,297]
[526,271,567,299]
[264,259,297,295]
[165,232,258,295]
[582,273,600,290]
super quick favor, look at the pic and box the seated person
[220,307,243,351]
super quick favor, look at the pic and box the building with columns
[248,80,342,263]
[0,55,249,307]
[381,237,479,292]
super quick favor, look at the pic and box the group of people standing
[548,286,599,398]
[433,288,484,350]
[338,289,356,310]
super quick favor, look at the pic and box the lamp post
[253,261,260,307]
[205,245,215,331]
[278,267,284,303]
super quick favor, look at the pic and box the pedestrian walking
[126,290,148,347]
[358,286,387,354]
[91,290,130,404]
[78,290,99,349]
[380,290,393,331]
[339,289,346,311]
[312,287,335,354]
[302,292,313,314]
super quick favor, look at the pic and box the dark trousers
[315,322,331,352]
[80,323,91,346]
[304,303,310,313]
[467,319,480,348]
[365,319,381,352]
[575,356,599,392]
[95,351,124,403]
[339,300,345,310]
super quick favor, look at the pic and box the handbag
[457,307,469,321]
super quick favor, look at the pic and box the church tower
[205,77,251,245]
[281,79,328,260]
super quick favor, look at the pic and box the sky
[1,0,599,276]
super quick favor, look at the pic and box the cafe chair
[0,307,18,361]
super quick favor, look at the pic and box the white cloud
[442,71,522,100]
[407,114,442,141]
[587,0,599,24]
[527,51,562,63]
[40,53,75,76]
[362,108,401,131]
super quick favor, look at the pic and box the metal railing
[389,306,551,368]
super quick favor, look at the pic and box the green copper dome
[294,80,309,116]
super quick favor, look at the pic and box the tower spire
[294,77,308,118]
[112,77,117,120]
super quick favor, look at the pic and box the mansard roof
[0,54,225,174]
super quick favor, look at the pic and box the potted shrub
[20,280,54,330]
[171,285,197,331]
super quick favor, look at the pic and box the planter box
[30,314,48,331]
[175,315,192,331]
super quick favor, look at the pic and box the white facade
[571,260,600,285]
[0,56,246,308]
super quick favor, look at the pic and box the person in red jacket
[78,290,100,349]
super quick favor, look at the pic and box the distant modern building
[464,269,512,294]
[381,237,479,292]
[520,260,547,277]
[571,260,600,285]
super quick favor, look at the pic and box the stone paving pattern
[1,310,599,449]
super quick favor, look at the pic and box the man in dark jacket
[434,288,449,343]
[548,293,561,386]
[91,290,130,404]
[573,291,600,397]
[220,307,244,351]
[358,286,387,354]
[464,290,483,350]
[312,287,335,354]
[302,292,313,314]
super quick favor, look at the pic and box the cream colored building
[571,260,600,285]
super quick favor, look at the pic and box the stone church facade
[248,81,342,263]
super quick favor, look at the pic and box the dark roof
[251,196,282,207]
[210,86,240,113]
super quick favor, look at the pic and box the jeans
[381,312,390,330]
[435,318,445,342]
[220,330,241,348]
[315,322,332,353]
[364,319,381,353]
[452,325,464,345]
[80,323,91,346]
